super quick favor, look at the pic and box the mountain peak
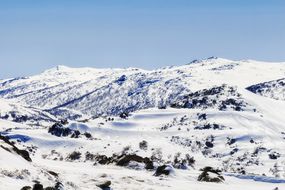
[188,57,232,65]
[55,65,70,71]
[41,65,73,75]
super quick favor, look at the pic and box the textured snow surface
[0,58,285,189]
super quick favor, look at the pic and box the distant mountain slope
[0,98,56,125]
[0,58,284,119]
[246,78,285,101]
[0,58,285,189]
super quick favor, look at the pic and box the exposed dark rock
[33,183,44,190]
[197,167,224,183]
[246,78,285,101]
[0,134,32,162]
[171,85,249,112]
[48,122,72,137]
[117,154,154,170]
[194,123,226,130]
[154,165,173,176]
[205,141,214,148]
[70,130,80,138]
[96,180,111,190]
[139,140,148,150]
[21,186,32,190]
[95,154,113,165]
[67,151,81,160]
[54,182,64,190]
[47,170,58,178]
[84,132,92,138]
[269,152,280,160]
[197,113,207,120]
[48,122,91,139]
[119,112,129,119]
[227,138,236,145]
[230,148,239,155]
[116,74,127,85]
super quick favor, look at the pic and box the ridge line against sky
[0,0,284,78]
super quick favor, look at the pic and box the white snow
[0,58,285,189]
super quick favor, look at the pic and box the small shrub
[67,151,81,160]
[151,148,163,162]
[139,140,148,150]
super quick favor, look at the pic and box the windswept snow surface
[0,57,285,189]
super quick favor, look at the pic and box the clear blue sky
[0,0,284,78]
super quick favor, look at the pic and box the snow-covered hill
[0,57,285,190]
[0,98,56,126]
[0,57,284,118]
[247,78,285,101]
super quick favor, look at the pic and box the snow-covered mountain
[0,57,284,118]
[0,57,285,190]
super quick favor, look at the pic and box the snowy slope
[0,57,285,189]
[0,57,284,119]
[0,98,56,126]
[247,78,285,101]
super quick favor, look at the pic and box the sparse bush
[119,112,129,119]
[139,140,148,150]
[185,154,195,166]
[154,165,174,176]
[67,151,81,160]
[85,151,96,161]
[197,167,224,183]
[33,183,44,190]
[269,152,280,160]
[20,186,31,190]
[151,148,163,162]
[84,132,92,138]
[121,145,131,154]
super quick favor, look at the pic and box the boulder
[197,167,224,183]
[96,180,111,190]
[154,165,174,176]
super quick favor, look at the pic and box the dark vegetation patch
[170,85,250,111]
[194,123,226,130]
[96,180,111,190]
[172,152,195,169]
[227,137,236,145]
[86,148,195,173]
[160,115,191,131]
[154,165,173,176]
[269,152,280,160]
[21,182,64,190]
[66,151,81,161]
[197,167,224,183]
[48,120,92,139]
[246,78,285,100]
[139,140,148,150]
[90,153,155,170]
[170,136,192,147]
